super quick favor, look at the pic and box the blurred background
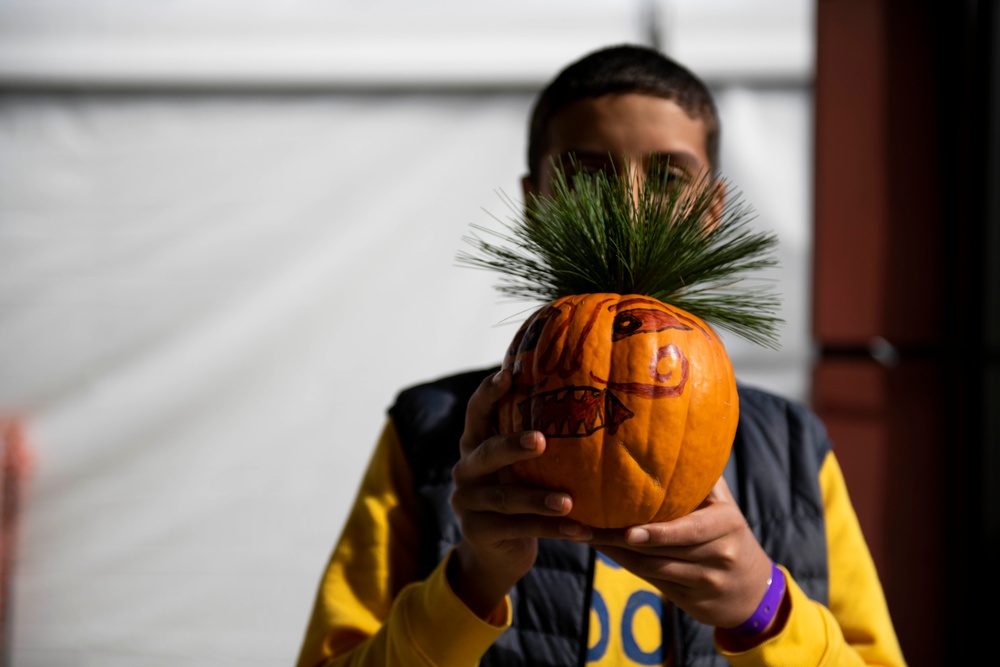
[0,1,995,665]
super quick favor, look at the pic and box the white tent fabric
[1,87,812,666]
[2,93,539,666]
[0,0,812,88]
[0,2,816,664]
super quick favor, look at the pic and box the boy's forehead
[540,93,711,173]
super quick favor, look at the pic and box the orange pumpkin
[499,292,738,529]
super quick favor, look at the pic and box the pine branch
[456,157,784,349]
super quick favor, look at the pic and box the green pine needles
[457,157,784,349]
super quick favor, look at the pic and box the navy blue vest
[389,367,831,667]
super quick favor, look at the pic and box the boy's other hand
[588,476,775,631]
[448,369,592,619]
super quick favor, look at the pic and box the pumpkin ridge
[660,366,693,521]
[618,441,664,487]
[597,304,619,528]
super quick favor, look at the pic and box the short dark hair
[526,44,720,179]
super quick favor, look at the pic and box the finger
[453,430,545,481]
[587,527,692,560]
[641,480,747,552]
[452,482,573,517]
[700,475,735,506]
[461,370,511,453]
[460,511,593,545]
[584,527,629,546]
[597,546,703,590]
[585,522,694,548]
[623,520,706,549]
[585,511,723,551]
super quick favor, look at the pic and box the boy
[296,44,906,667]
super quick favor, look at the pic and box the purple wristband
[728,561,786,637]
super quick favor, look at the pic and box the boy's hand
[588,477,775,630]
[448,369,592,619]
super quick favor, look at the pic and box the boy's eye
[666,167,688,182]
[569,158,616,178]
[656,164,692,189]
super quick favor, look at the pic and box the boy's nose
[608,158,647,207]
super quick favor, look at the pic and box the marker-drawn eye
[612,309,691,342]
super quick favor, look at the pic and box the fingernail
[492,371,503,385]
[627,528,650,544]
[521,432,539,450]
[545,494,568,513]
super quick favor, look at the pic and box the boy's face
[524,93,712,199]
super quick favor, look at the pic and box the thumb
[700,475,735,507]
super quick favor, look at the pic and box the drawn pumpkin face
[498,293,738,528]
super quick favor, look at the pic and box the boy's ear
[709,178,727,227]
[521,174,538,200]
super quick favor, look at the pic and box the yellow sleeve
[717,451,907,666]
[295,420,511,667]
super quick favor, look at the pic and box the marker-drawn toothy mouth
[518,385,634,438]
